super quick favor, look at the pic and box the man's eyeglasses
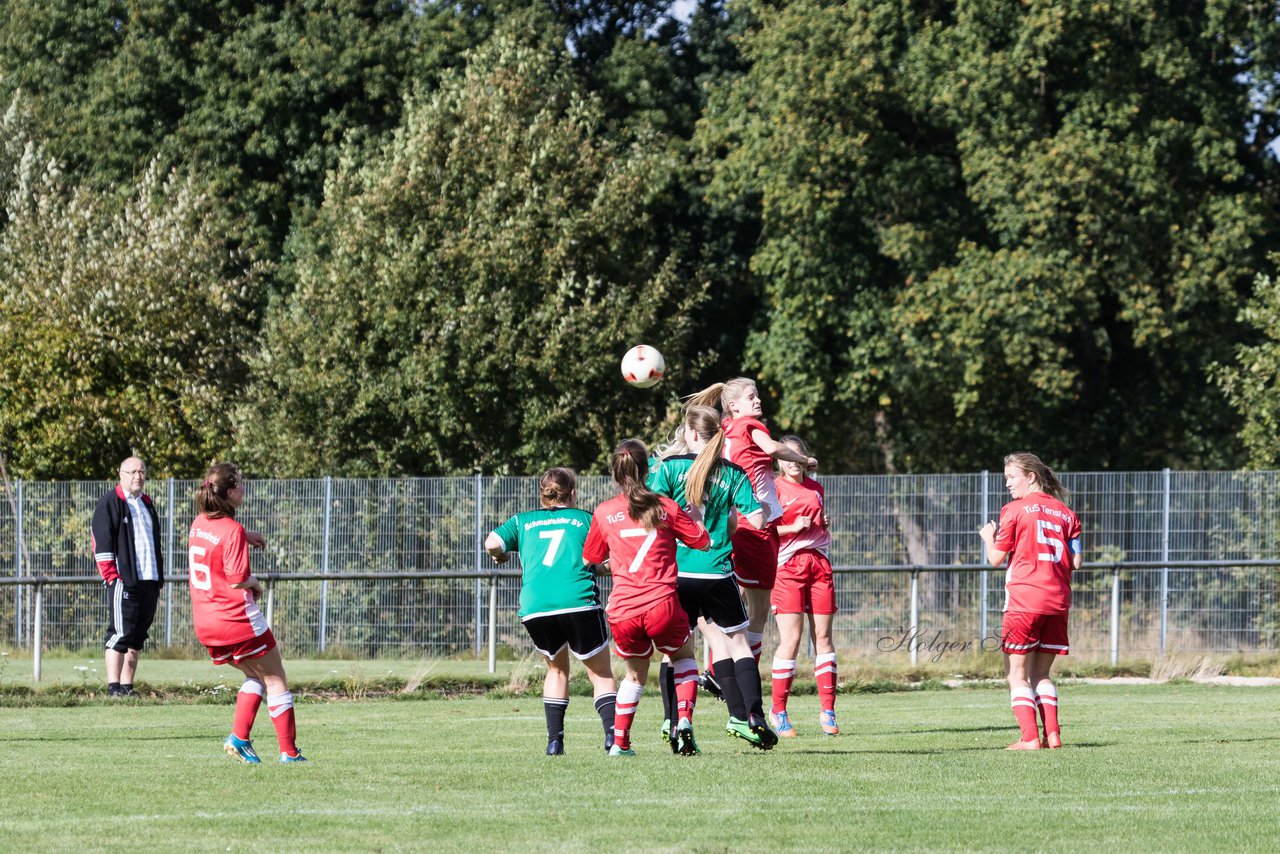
[121,469,147,478]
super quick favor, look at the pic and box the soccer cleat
[1005,738,1042,751]
[660,718,672,746]
[546,737,565,756]
[607,744,636,757]
[223,734,261,764]
[674,719,700,756]
[1045,732,1062,749]
[279,751,308,763]
[699,669,725,702]
[770,710,797,738]
[726,716,763,747]
[820,709,840,736]
[749,713,778,749]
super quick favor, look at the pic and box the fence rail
[4,470,1280,677]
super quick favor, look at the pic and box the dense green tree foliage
[235,27,705,476]
[0,97,260,477]
[701,0,1278,472]
[0,1,1278,477]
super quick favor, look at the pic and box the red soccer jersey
[723,415,783,522]
[776,475,832,564]
[583,494,709,620]
[993,493,1082,615]
[188,514,269,646]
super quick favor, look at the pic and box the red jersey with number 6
[993,493,1082,615]
[583,494,709,620]
[188,514,269,646]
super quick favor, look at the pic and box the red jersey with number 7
[188,514,270,646]
[993,493,1082,615]
[583,494,709,619]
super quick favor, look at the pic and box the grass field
[1,683,1277,852]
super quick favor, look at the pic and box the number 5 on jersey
[1036,519,1064,563]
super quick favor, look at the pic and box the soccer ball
[620,345,665,388]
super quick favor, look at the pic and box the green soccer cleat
[660,718,672,746]
[726,716,764,748]
[749,713,779,750]
[223,734,261,764]
[674,719,700,756]
[607,744,637,757]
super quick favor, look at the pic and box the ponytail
[683,406,724,508]
[195,462,242,519]
[538,467,576,508]
[612,439,665,531]
[684,377,758,417]
[1004,452,1069,503]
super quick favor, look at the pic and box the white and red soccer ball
[620,345,665,389]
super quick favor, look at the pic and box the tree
[1217,255,1280,467]
[699,0,1277,472]
[236,25,705,476]
[0,95,261,478]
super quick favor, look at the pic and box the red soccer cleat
[1005,738,1042,751]
[1045,732,1062,749]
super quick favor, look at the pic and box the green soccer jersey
[492,507,599,619]
[647,454,761,576]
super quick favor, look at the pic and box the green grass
[0,684,1277,852]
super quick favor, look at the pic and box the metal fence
[2,470,1279,669]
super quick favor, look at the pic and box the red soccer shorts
[206,630,277,666]
[771,550,837,615]
[609,596,692,658]
[732,522,779,590]
[1000,611,1069,656]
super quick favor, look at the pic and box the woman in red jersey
[769,435,839,738]
[685,379,817,666]
[583,439,710,757]
[979,452,1083,750]
[188,463,305,764]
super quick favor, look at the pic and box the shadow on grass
[0,732,209,743]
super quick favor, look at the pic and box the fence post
[266,581,275,629]
[319,476,332,653]
[474,471,483,658]
[1160,468,1170,656]
[488,575,498,674]
[15,479,23,647]
[1111,566,1121,666]
[32,580,43,682]
[165,477,175,647]
[909,569,920,666]
[979,470,989,642]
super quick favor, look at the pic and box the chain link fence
[2,470,1279,665]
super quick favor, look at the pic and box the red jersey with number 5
[723,415,783,522]
[584,494,709,619]
[188,514,269,646]
[993,493,1082,614]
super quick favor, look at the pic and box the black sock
[594,692,616,748]
[659,662,674,723]
[714,657,747,720]
[543,696,568,740]
[735,657,766,718]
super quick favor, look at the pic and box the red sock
[1036,680,1060,737]
[747,631,764,663]
[1010,687,1039,742]
[612,680,643,750]
[267,691,299,756]
[233,680,265,740]
[815,653,837,713]
[673,657,698,723]
[771,658,796,714]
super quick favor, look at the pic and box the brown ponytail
[683,406,725,508]
[195,462,242,519]
[539,467,576,508]
[1004,452,1069,503]
[612,439,665,531]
